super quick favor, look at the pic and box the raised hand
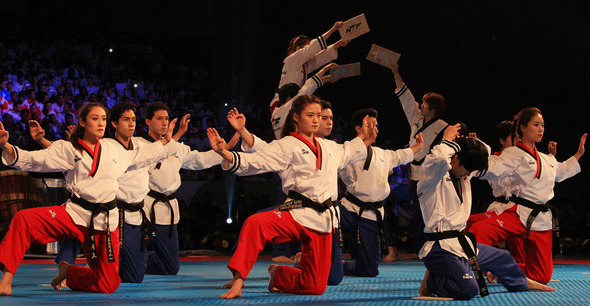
[224,132,241,150]
[411,132,424,154]
[163,118,177,144]
[65,125,76,140]
[227,108,246,132]
[443,123,462,141]
[548,141,557,156]
[360,115,378,146]
[178,114,191,134]
[390,64,399,74]
[207,128,226,153]
[0,120,9,148]
[574,133,587,160]
[28,120,45,141]
[334,39,350,49]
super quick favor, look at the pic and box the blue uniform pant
[119,223,148,283]
[55,239,82,265]
[340,204,381,277]
[423,241,527,300]
[56,222,149,283]
[146,223,180,275]
[327,227,343,285]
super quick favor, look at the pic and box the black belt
[117,199,148,247]
[494,196,509,204]
[345,192,388,256]
[70,195,117,266]
[148,190,176,239]
[277,190,341,261]
[426,230,489,297]
[509,196,557,239]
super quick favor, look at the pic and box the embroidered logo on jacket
[301,148,309,155]
[462,273,473,279]
[496,219,504,227]
[528,160,536,165]
[273,211,282,218]
[74,155,81,163]
[48,209,56,218]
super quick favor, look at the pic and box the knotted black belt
[147,190,176,240]
[425,230,489,297]
[117,199,149,247]
[70,195,117,266]
[277,190,342,261]
[345,192,388,256]
[509,196,557,239]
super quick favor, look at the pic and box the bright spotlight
[226,218,233,224]
[109,48,113,53]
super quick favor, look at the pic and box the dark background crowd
[0,1,589,257]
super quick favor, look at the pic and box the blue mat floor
[2,260,589,305]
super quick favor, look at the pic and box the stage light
[134,84,138,88]
[109,48,113,53]
[226,218,233,224]
[224,103,228,107]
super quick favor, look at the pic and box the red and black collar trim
[515,141,541,179]
[290,132,322,170]
[77,138,102,177]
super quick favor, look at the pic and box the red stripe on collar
[515,141,541,179]
[290,132,322,170]
[78,138,101,177]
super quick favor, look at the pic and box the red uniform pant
[468,205,553,284]
[228,210,332,295]
[0,205,120,293]
[466,211,525,265]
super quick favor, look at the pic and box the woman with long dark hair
[208,95,377,299]
[471,107,586,284]
[0,103,176,295]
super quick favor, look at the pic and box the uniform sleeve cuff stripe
[312,75,322,88]
[228,151,240,173]
[442,139,460,153]
[396,85,408,97]
[6,145,19,167]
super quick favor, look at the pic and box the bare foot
[51,261,70,290]
[0,269,14,296]
[382,255,397,263]
[220,271,243,299]
[486,272,499,283]
[267,264,281,293]
[526,278,555,292]
[293,252,301,269]
[272,255,294,263]
[419,269,433,297]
